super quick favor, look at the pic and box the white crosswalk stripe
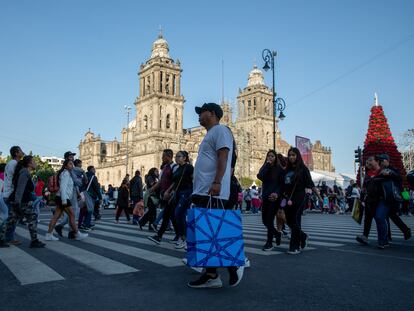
[2,213,412,286]
[0,245,64,285]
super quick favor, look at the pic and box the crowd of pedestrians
[1,103,414,290]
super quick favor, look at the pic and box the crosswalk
[1,213,413,286]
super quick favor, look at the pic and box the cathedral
[79,33,334,187]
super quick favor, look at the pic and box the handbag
[382,180,403,203]
[281,179,298,208]
[186,198,246,267]
[167,166,186,205]
[351,198,363,224]
[276,209,286,232]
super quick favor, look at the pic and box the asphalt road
[1,210,413,311]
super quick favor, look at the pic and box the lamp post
[262,49,286,151]
[124,105,131,176]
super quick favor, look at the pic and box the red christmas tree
[357,95,407,186]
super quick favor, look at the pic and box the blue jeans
[374,201,390,245]
[174,189,192,237]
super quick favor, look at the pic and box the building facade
[79,34,334,187]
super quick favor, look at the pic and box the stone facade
[79,34,334,187]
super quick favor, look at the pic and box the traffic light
[354,147,362,164]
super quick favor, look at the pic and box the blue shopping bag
[186,207,245,267]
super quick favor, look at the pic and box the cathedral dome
[247,64,265,87]
[151,34,170,59]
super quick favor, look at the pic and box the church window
[159,106,163,129]
[144,115,148,130]
[143,77,146,96]
[159,71,163,92]
[166,114,171,129]
[146,76,151,94]
[248,100,251,116]
[175,108,178,130]
[253,98,257,113]
[173,75,176,95]
[247,133,250,144]
[165,74,170,94]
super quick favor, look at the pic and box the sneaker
[127,220,132,225]
[187,273,223,289]
[148,235,161,245]
[356,235,368,245]
[45,233,59,241]
[244,257,251,268]
[275,232,281,246]
[169,235,179,244]
[149,224,158,232]
[8,239,21,246]
[0,240,10,248]
[75,231,88,241]
[181,258,204,273]
[79,226,90,232]
[377,244,385,250]
[404,229,412,240]
[262,242,274,251]
[88,224,95,230]
[229,266,245,287]
[30,239,46,248]
[54,225,63,237]
[301,234,308,249]
[286,249,301,255]
[174,238,186,249]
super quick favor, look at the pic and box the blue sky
[1,0,413,173]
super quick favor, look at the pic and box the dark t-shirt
[172,163,194,192]
[282,166,314,202]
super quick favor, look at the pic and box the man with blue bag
[187,102,245,289]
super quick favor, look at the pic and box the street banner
[295,136,313,168]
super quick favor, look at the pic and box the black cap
[64,151,76,159]
[377,154,390,161]
[195,103,223,120]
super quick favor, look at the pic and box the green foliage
[255,179,262,187]
[239,176,254,189]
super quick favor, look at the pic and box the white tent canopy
[311,170,356,188]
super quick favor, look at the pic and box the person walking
[45,160,87,241]
[151,151,193,248]
[129,170,143,224]
[257,150,284,251]
[377,154,411,241]
[0,146,25,247]
[187,102,244,289]
[138,168,159,231]
[148,149,178,244]
[282,147,322,255]
[244,188,252,212]
[1,156,45,248]
[115,179,132,224]
[55,156,88,236]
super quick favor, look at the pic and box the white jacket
[59,170,74,205]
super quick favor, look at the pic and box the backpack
[48,174,59,193]
[225,126,237,169]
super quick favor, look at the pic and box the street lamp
[262,49,286,151]
[124,105,131,176]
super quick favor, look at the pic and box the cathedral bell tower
[135,31,184,138]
